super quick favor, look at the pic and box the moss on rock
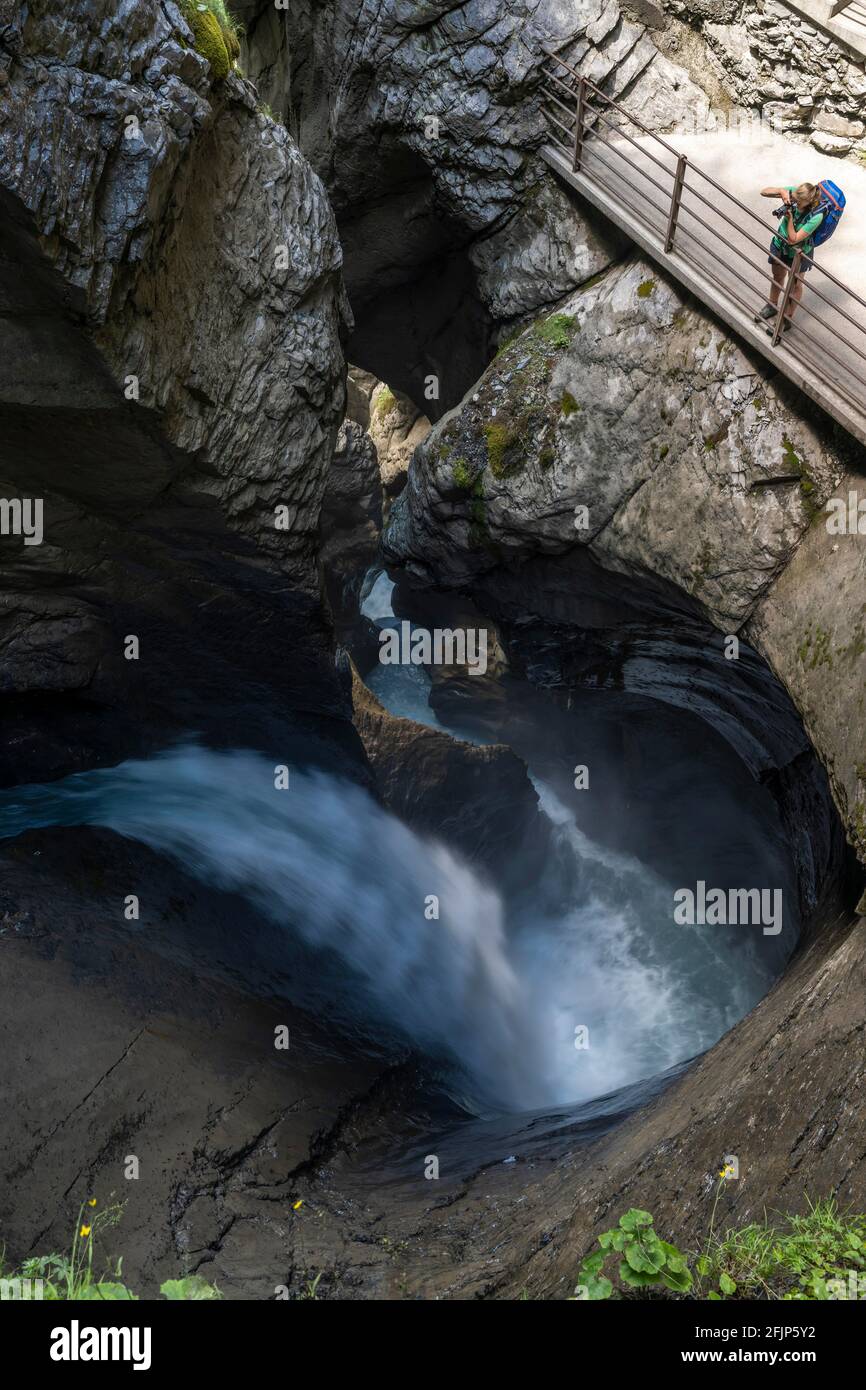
[452,457,473,491]
[374,386,397,420]
[179,1,235,79]
[533,313,577,348]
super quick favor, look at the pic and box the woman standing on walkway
[755,184,824,332]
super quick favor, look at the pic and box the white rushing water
[0,741,787,1115]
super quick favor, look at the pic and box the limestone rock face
[749,489,866,865]
[344,368,432,497]
[0,0,349,586]
[693,2,866,157]
[470,180,629,326]
[368,385,432,497]
[385,257,842,628]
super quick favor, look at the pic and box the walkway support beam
[664,153,688,253]
[772,250,803,346]
[572,78,586,173]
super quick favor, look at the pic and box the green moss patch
[374,386,397,420]
[483,415,534,479]
[559,390,580,417]
[796,625,834,670]
[781,434,802,471]
[451,457,473,491]
[533,313,577,349]
[637,278,656,299]
[178,1,242,78]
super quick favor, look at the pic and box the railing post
[664,154,687,253]
[771,249,802,346]
[572,78,586,172]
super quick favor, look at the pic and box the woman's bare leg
[785,276,804,320]
[768,260,786,307]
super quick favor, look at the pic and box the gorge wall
[0,0,357,784]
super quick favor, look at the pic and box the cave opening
[336,146,496,420]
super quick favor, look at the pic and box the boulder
[349,663,548,884]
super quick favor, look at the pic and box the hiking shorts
[769,244,814,274]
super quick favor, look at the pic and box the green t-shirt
[772,187,823,259]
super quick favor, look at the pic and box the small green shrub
[533,313,577,348]
[572,1195,866,1302]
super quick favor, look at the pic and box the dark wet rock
[0,0,349,588]
[350,662,548,886]
[237,0,709,409]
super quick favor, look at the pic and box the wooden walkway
[540,49,866,449]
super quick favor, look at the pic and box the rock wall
[0,0,349,588]
[0,0,357,784]
[238,0,712,409]
[663,0,866,156]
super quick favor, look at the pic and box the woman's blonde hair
[795,182,821,213]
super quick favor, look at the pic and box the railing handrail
[537,47,866,427]
[541,47,866,314]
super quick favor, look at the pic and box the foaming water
[514,782,788,1102]
[0,748,541,1110]
[0,745,790,1114]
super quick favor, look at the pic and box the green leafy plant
[575,1208,692,1300]
[696,1197,866,1301]
[573,1194,866,1302]
[1,1201,222,1301]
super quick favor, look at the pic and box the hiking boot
[766,318,792,336]
[755,303,776,322]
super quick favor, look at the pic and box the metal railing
[539,46,866,432]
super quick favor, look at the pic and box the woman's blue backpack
[813,180,845,246]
